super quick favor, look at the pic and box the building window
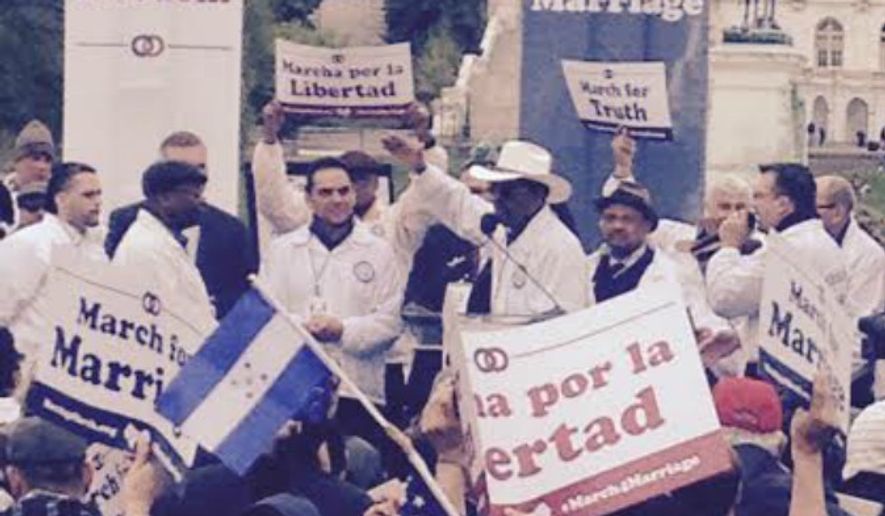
[815,18,844,68]
[880,23,885,70]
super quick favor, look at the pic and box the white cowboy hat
[468,140,572,204]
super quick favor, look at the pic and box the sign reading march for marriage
[26,248,216,472]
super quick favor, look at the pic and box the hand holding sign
[382,134,426,173]
[791,372,838,457]
[122,435,170,516]
[611,127,636,177]
[262,100,285,145]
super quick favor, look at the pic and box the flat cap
[4,417,87,465]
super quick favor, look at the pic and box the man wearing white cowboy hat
[383,135,587,317]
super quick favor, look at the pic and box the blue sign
[520,0,708,247]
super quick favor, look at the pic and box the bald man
[816,175,885,320]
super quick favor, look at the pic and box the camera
[859,311,885,360]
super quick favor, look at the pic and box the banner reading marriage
[26,249,216,471]
[275,40,414,117]
[451,290,731,516]
[758,234,854,432]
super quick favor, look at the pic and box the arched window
[815,18,844,67]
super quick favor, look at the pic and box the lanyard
[308,236,334,298]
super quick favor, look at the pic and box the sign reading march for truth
[275,40,414,117]
[562,61,673,140]
[452,290,731,515]
[758,234,853,432]
[26,249,216,471]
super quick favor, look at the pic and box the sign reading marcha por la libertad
[452,290,731,516]
[275,40,414,117]
[26,250,216,471]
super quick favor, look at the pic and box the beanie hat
[14,120,55,162]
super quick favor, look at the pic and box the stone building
[712,0,885,145]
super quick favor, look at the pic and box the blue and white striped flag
[156,288,331,475]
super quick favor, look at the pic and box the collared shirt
[260,222,404,404]
[0,214,106,362]
[113,209,215,323]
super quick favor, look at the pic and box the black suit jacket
[105,202,258,318]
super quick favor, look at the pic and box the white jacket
[706,218,848,364]
[251,142,438,366]
[409,165,588,315]
[260,223,404,404]
[113,210,215,323]
[0,214,106,361]
[840,217,885,319]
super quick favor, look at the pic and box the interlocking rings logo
[142,292,162,316]
[603,68,614,79]
[473,347,509,373]
[131,34,165,57]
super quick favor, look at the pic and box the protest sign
[275,40,414,117]
[451,290,731,515]
[63,0,243,213]
[86,444,133,516]
[562,61,673,140]
[26,249,215,471]
[520,0,707,246]
[758,234,853,432]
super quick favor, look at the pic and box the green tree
[385,0,486,99]
[0,0,63,158]
[414,27,461,102]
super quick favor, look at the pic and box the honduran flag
[156,288,331,475]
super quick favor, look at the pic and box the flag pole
[250,277,462,516]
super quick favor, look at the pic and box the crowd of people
[0,100,882,516]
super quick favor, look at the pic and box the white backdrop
[63,0,244,215]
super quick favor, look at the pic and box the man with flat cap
[384,135,587,316]
[113,160,214,321]
[1,417,98,516]
[589,182,740,370]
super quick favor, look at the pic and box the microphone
[478,213,565,315]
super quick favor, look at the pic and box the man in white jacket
[815,175,884,320]
[816,175,885,398]
[113,161,214,323]
[0,162,105,370]
[707,163,848,375]
[383,135,588,316]
[259,155,403,453]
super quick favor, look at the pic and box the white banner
[451,290,731,516]
[275,40,414,117]
[26,249,216,470]
[561,60,673,140]
[758,234,854,432]
[63,0,244,214]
